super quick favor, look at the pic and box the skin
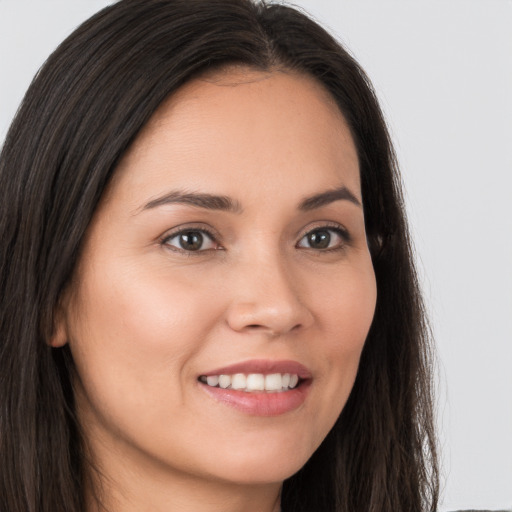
[53,67,377,512]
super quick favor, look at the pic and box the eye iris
[308,230,331,249]
[179,231,203,251]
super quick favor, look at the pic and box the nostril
[226,300,313,335]
[244,323,303,337]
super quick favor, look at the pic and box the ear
[47,295,70,348]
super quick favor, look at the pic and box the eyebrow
[298,186,361,211]
[140,185,361,214]
[142,190,243,213]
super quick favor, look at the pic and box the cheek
[315,259,377,344]
[65,264,229,471]
[74,260,216,343]
[308,261,376,427]
[66,262,221,410]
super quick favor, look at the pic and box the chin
[200,435,316,485]
[212,460,305,486]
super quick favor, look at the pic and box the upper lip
[200,359,312,379]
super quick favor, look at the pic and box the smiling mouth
[198,373,302,393]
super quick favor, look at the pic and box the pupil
[309,230,330,249]
[179,231,203,250]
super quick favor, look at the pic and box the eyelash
[160,223,351,255]
[161,225,221,254]
[297,224,351,252]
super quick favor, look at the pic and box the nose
[225,256,314,337]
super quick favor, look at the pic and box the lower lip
[199,381,311,416]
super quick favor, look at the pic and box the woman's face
[56,69,376,489]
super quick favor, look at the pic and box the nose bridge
[226,246,313,335]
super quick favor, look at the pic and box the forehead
[108,67,360,208]
[146,66,346,132]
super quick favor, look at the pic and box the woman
[0,0,438,511]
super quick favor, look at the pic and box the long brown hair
[0,1,438,510]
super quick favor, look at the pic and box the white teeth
[265,373,282,391]
[246,373,265,391]
[231,373,247,390]
[206,375,219,387]
[200,372,302,392]
[218,375,231,389]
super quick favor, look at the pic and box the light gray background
[1,1,511,510]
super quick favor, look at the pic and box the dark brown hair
[0,1,438,510]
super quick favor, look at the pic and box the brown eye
[164,229,217,252]
[306,230,331,249]
[297,227,348,251]
[178,231,204,251]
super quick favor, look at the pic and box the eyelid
[296,222,352,250]
[160,223,222,253]
[297,221,350,239]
